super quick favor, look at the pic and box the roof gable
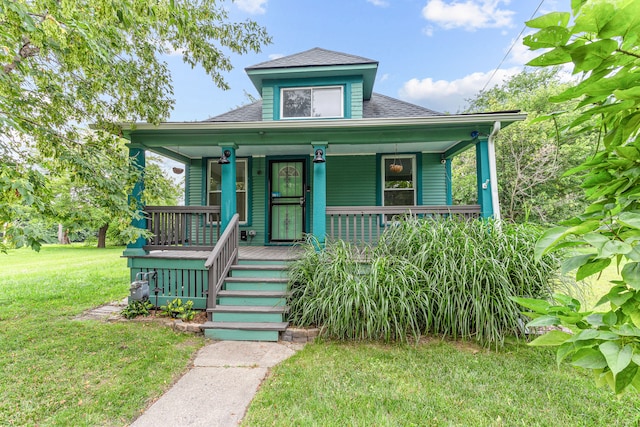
[246,48,378,70]
[245,48,378,99]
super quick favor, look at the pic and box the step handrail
[205,214,240,311]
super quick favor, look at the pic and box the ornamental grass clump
[288,238,431,341]
[379,217,558,346]
[288,218,562,347]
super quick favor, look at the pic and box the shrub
[121,300,154,319]
[160,298,195,321]
[288,218,564,346]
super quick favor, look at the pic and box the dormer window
[281,86,343,119]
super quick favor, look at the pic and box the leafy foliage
[289,218,561,347]
[457,68,593,223]
[0,0,270,249]
[160,298,195,321]
[512,0,640,394]
[46,155,181,247]
[121,299,154,319]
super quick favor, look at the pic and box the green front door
[269,160,306,242]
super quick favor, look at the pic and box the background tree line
[453,67,596,224]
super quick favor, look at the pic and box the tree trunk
[97,224,108,248]
[57,224,70,244]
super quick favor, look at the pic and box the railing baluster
[325,205,481,245]
[330,215,335,240]
[142,206,222,251]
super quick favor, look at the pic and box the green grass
[0,245,204,426]
[244,340,640,426]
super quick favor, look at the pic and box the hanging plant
[390,145,403,173]
[389,163,403,173]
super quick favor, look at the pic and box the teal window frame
[380,154,417,207]
[267,76,359,120]
[280,85,344,119]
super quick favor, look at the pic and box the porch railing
[326,205,481,243]
[144,206,221,251]
[205,213,239,316]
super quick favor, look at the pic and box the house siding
[247,157,266,245]
[187,159,204,206]
[326,155,376,206]
[421,153,447,205]
[262,86,274,121]
[351,81,363,119]
[324,155,375,242]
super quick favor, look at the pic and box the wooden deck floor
[144,245,301,261]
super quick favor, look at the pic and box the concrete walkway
[130,341,300,427]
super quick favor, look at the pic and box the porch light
[313,148,325,163]
[218,149,231,164]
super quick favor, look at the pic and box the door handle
[299,197,305,207]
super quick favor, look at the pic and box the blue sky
[165,0,567,121]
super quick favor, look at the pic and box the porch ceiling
[122,112,526,161]
[161,140,460,158]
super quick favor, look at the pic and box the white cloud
[399,67,521,113]
[379,73,390,82]
[507,34,538,66]
[421,0,515,31]
[367,0,389,6]
[422,26,434,37]
[235,0,268,14]
[268,53,285,60]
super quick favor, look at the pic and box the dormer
[245,48,378,120]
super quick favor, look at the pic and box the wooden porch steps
[201,321,288,341]
[202,260,292,342]
[217,290,289,298]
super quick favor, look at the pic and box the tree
[510,0,640,394]
[48,155,181,247]
[0,0,270,249]
[456,68,593,223]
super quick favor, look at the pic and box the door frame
[266,157,308,243]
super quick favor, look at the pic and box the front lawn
[244,340,640,426]
[0,245,204,426]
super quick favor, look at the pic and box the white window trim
[207,158,248,224]
[381,154,417,206]
[280,85,344,119]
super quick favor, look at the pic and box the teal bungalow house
[121,48,525,341]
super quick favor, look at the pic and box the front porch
[124,204,480,340]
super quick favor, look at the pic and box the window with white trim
[382,155,416,206]
[208,159,248,223]
[281,86,343,118]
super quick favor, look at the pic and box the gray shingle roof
[246,47,378,70]
[203,101,263,122]
[204,93,442,122]
[364,93,442,118]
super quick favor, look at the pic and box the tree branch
[616,48,640,59]
[2,38,40,75]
